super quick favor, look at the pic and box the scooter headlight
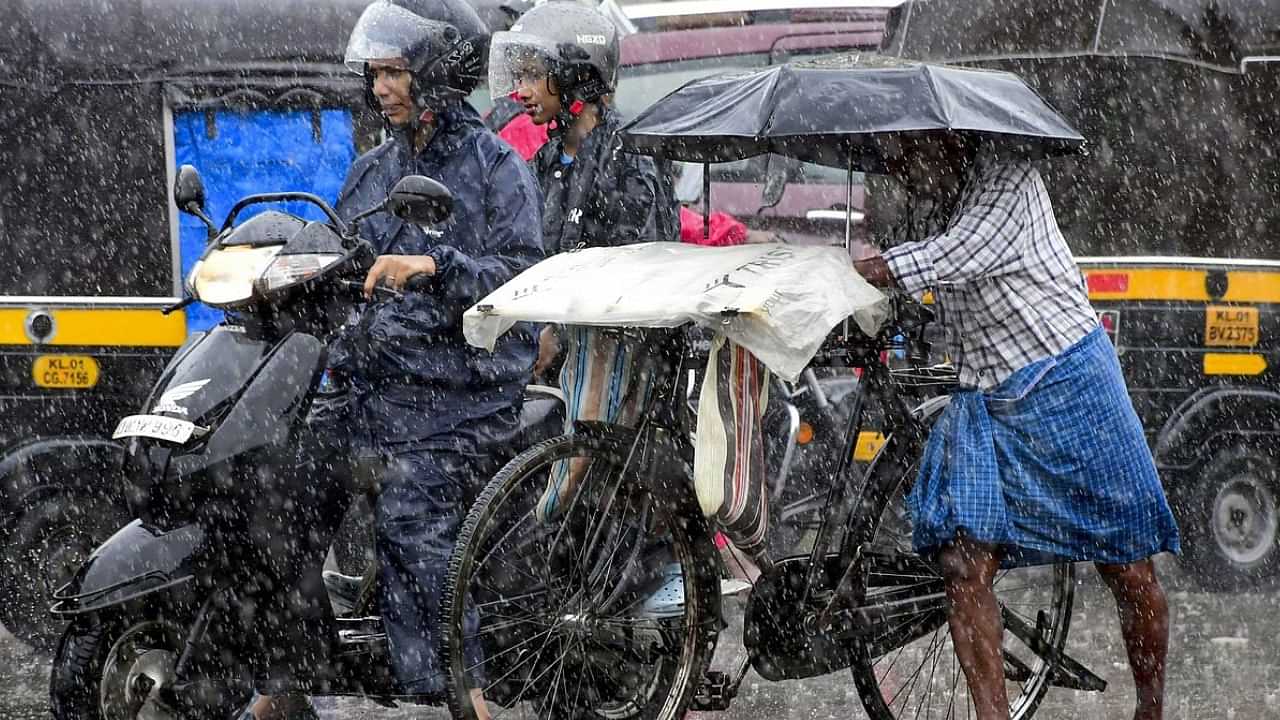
[255,253,344,295]
[189,245,285,307]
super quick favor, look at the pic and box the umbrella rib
[919,63,951,130]
[1093,0,1110,54]
[760,65,788,141]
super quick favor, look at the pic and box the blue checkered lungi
[910,327,1181,567]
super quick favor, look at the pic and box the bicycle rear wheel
[846,408,1075,720]
[442,428,720,720]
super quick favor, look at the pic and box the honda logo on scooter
[152,378,211,416]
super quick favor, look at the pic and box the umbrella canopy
[620,53,1085,171]
[885,0,1280,72]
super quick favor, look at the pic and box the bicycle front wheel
[441,428,720,720]
[846,408,1075,720]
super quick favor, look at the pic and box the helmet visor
[345,1,445,76]
[488,31,561,100]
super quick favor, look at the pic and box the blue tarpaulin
[174,109,356,331]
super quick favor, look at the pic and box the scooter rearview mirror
[387,175,454,227]
[175,164,206,212]
[175,164,217,238]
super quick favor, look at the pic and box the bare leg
[470,688,493,720]
[246,694,312,720]
[1095,559,1168,720]
[939,536,1008,720]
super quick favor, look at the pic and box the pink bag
[680,207,748,247]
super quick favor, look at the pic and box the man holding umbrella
[620,54,1180,720]
[855,133,1181,720]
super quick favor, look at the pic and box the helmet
[345,0,490,114]
[488,2,620,104]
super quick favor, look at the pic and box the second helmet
[488,2,620,103]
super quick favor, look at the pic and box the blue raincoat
[331,103,543,448]
[324,104,542,694]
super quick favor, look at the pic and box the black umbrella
[886,0,1280,72]
[620,53,1085,173]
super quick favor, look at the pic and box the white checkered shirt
[883,157,1098,390]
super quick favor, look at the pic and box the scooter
[47,166,564,719]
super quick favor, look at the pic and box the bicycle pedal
[691,671,735,711]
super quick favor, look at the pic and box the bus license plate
[113,415,197,444]
[1205,306,1259,348]
[32,355,100,389]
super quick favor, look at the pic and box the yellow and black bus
[1079,257,1280,587]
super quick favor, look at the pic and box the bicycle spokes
[453,444,692,718]
[858,563,1079,720]
[847,425,1089,720]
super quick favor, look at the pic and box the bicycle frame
[446,306,1110,718]
[602,311,956,705]
[613,313,940,597]
[615,312,921,505]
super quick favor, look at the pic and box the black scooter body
[50,181,563,713]
[51,520,205,615]
[52,326,326,616]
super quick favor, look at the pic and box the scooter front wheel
[441,428,721,720]
[50,613,247,720]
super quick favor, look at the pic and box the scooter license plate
[113,414,197,444]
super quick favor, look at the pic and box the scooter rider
[243,0,542,717]
[489,1,678,515]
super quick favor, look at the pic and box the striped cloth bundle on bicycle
[538,325,661,522]
[694,333,770,556]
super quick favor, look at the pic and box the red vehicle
[617,1,900,247]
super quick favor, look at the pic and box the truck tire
[0,493,127,649]
[1179,445,1280,590]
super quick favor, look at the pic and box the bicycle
[441,298,1106,719]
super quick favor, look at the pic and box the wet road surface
[4,558,1277,719]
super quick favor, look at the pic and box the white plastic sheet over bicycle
[462,241,888,382]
